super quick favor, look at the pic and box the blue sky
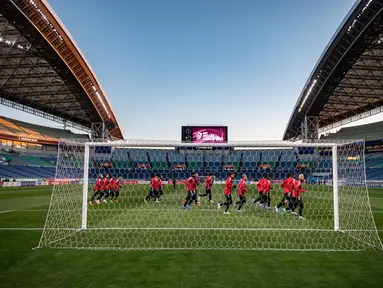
[2,0,377,140]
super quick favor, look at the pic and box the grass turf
[0,185,383,287]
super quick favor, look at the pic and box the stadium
[1,0,383,287]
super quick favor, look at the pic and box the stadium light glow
[95,91,110,118]
[347,0,373,33]
[298,79,317,113]
[29,0,64,43]
[0,36,26,50]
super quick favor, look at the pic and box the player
[287,174,306,220]
[198,172,214,203]
[217,172,236,214]
[89,174,103,205]
[144,173,156,203]
[194,173,200,204]
[275,174,295,212]
[153,174,162,203]
[172,178,177,190]
[112,176,122,203]
[101,173,110,204]
[233,174,248,212]
[259,176,272,209]
[102,173,110,203]
[183,172,198,209]
[252,174,266,206]
[109,175,116,203]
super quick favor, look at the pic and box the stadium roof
[284,0,383,141]
[321,120,383,141]
[0,0,123,139]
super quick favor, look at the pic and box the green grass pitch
[1,185,383,287]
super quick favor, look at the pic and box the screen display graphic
[181,126,228,143]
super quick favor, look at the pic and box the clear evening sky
[2,0,381,140]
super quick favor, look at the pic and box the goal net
[38,140,382,251]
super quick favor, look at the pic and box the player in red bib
[89,174,103,205]
[287,174,306,220]
[233,174,248,212]
[153,174,162,203]
[259,176,272,209]
[218,172,236,214]
[145,174,156,203]
[198,172,215,203]
[109,176,116,203]
[275,174,295,212]
[183,172,198,209]
[112,176,122,203]
[252,174,267,206]
[101,173,111,203]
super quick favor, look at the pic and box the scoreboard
[181,126,228,143]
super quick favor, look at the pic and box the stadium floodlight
[38,140,382,251]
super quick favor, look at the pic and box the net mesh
[38,140,382,251]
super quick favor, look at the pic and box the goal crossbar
[83,140,363,148]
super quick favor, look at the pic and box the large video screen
[181,126,228,143]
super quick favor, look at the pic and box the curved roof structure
[0,0,123,139]
[284,0,383,141]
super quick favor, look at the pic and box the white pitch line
[0,210,15,214]
[11,210,48,212]
[0,228,332,231]
[0,227,383,232]
[1,209,383,213]
[0,228,74,231]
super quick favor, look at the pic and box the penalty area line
[0,228,77,231]
[1,228,383,232]
[0,210,15,214]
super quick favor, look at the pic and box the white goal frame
[81,140,343,232]
[37,138,383,251]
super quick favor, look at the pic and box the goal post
[332,145,339,232]
[39,139,383,251]
[81,144,90,230]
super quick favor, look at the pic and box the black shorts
[225,194,232,201]
[188,190,196,197]
[238,195,246,201]
[205,188,212,194]
[291,197,302,204]
[285,193,291,202]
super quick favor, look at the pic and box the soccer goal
[38,140,382,251]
